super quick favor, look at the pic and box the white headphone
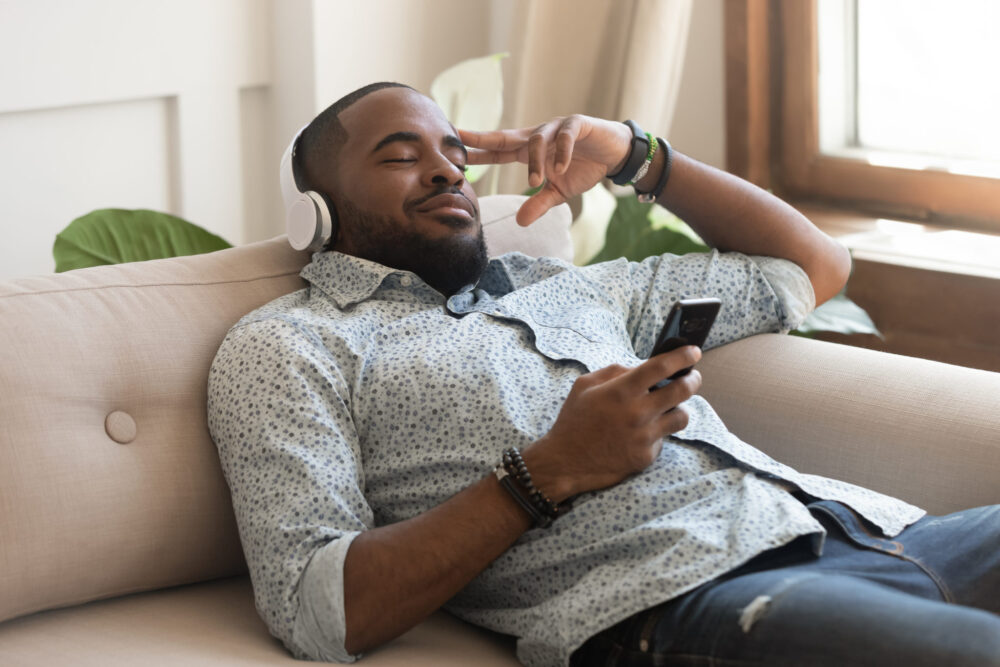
[279,124,336,252]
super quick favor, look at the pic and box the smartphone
[649,298,721,388]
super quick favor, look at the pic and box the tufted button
[399,275,413,287]
[105,411,137,444]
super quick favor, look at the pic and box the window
[726,0,1000,232]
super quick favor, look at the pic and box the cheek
[347,179,408,212]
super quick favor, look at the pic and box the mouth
[415,192,478,221]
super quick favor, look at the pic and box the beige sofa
[2,195,998,666]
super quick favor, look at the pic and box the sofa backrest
[0,195,572,623]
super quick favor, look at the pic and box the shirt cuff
[291,531,363,663]
[751,256,816,332]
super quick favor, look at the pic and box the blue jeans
[570,499,1000,666]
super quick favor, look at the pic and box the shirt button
[400,276,413,287]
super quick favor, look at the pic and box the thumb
[516,183,567,226]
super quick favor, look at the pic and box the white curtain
[496,0,693,195]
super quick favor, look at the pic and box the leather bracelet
[607,120,652,186]
[494,463,552,528]
[637,137,672,204]
[499,447,572,528]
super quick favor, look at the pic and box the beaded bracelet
[494,463,552,528]
[637,137,672,204]
[628,132,658,186]
[494,447,572,529]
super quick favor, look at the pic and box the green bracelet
[628,132,658,186]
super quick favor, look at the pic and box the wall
[0,0,724,280]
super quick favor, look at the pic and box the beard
[336,195,489,297]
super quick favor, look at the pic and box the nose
[422,153,466,188]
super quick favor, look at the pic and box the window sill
[793,202,1000,374]
[797,203,1000,280]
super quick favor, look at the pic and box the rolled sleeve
[207,316,372,661]
[750,255,816,333]
[293,532,364,662]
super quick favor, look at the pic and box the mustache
[407,187,478,216]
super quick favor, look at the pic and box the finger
[652,405,690,437]
[553,117,580,175]
[516,183,567,226]
[527,130,549,188]
[623,346,702,393]
[458,127,527,151]
[466,146,522,166]
[574,363,630,390]
[645,369,701,415]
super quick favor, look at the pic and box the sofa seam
[0,269,304,300]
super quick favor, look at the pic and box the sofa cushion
[0,576,519,666]
[0,195,572,624]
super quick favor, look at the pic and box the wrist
[606,122,636,177]
[520,438,577,504]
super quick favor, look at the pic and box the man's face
[321,87,487,296]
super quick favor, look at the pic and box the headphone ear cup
[317,191,338,248]
[286,191,335,252]
[286,193,321,251]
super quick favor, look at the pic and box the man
[207,82,1000,666]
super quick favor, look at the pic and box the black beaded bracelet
[496,447,572,528]
[494,463,552,528]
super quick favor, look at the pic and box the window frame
[725,0,1000,234]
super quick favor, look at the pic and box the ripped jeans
[570,500,1000,667]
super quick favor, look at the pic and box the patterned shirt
[206,249,925,667]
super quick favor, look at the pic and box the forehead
[337,87,455,154]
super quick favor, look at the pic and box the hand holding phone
[649,298,721,389]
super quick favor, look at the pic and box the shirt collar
[300,251,410,308]
[300,251,518,308]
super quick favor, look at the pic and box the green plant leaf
[588,195,709,265]
[53,208,232,272]
[430,52,508,184]
[647,205,704,245]
[793,293,882,338]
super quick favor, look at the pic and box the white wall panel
[0,0,273,278]
[0,0,270,113]
[0,98,172,280]
[172,87,244,245]
[240,85,283,243]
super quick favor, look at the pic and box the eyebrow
[371,131,468,161]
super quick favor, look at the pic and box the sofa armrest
[699,334,1000,515]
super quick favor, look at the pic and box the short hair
[295,81,414,193]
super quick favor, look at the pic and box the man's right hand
[522,346,703,503]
